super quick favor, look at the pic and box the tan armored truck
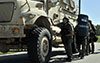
[0,0,78,63]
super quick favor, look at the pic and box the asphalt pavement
[0,43,100,63]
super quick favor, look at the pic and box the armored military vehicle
[0,0,78,63]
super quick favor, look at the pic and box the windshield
[64,0,68,3]
[0,2,14,22]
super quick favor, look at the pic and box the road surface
[0,43,100,63]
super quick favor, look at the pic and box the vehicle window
[63,0,68,3]
[52,0,58,2]
[70,0,75,7]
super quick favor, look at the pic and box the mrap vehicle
[0,0,78,63]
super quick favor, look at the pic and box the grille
[0,2,14,22]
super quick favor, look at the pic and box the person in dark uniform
[88,20,96,54]
[85,32,90,55]
[85,20,93,55]
[60,17,74,62]
[75,14,89,59]
[76,34,87,59]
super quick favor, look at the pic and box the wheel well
[24,16,53,43]
[35,16,52,33]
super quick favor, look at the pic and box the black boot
[92,51,94,54]
[80,56,84,59]
[78,53,84,59]
[80,54,84,59]
[66,56,72,62]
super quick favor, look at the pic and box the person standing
[75,14,89,59]
[88,20,96,54]
[60,17,74,62]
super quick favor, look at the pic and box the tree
[96,25,100,35]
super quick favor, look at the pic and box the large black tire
[0,44,9,53]
[27,27,52,63]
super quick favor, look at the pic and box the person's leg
[81,37,86,59]
[62,37,71,56]
[91,41,95,54]
[72,35,78,53]
[86,37,90,55]
[89,43,91,54]
[89,37,92,53]
[66,38,73,57]
[61,36,67,53]
[65,37,73,62]
[77,43,81,56]
[76,37,81,57]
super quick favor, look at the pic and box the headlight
[23,14,36,22]
[28,14,36,18]
[23,12,36,19]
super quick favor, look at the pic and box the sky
[75,0,100,25]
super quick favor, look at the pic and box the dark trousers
[86,36,90,54]
[91,41,95,53]
[89,33,95,53]
[89,39,95,53]
[77,36,86,57]
[61,36,73,58]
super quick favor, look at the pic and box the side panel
[48,0,78,27]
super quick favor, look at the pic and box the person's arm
[66,24,74,36]
[66,31,74,36]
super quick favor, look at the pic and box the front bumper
[0,24,24,38]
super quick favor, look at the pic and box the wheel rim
[41,36,49,57]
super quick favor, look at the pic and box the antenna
[79,0,81,14]
[46,0,49,15]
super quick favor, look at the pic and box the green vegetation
[96,25,100,36]
[97,36,100,42]
[95,25,100,42]
[0,52,16,55]
[0,49,27,55]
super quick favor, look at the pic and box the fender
[21,8,48,25]
[22,9,52,31]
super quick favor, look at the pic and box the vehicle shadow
[50,50,66,57]
[0,53,31,63]
[98,49,100,51]
[49,51,80,63]
[93,51,100,54]
[49,50,66,63]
